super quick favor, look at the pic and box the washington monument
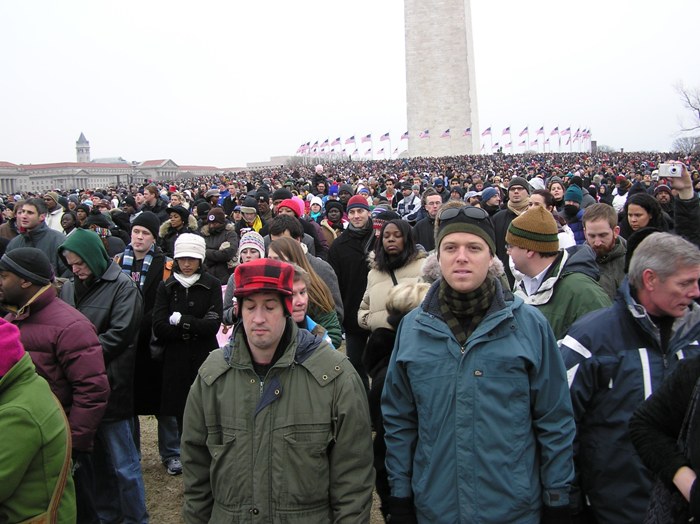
[405,0,480,157]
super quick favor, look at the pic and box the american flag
[518,140,526,147]
[505,142,513,148]
[401,131,409,140]
[545,138,551,145]
[502,126,511,135]
[463,128,472,137]
[536,126,545,135]
[565,137,571,145]
[481,127,492,136]
[352,149,359,155]
[419,129,430,139]
[361,134,372,143]
[519,127,528,137]
[321,138,329,146]
[550,127,559,136]
[481,144,485,152]
[345,136,355,144]
[365,148,372,155]
[377,148,385,155]
[530,139,539,146]
[380,132,390,141]
[331,137,341,146]
[572,135,580,143]
[393,147,399,154]
[492,142,500,149]
[312,140,319,147]
[561,127,571,136]
[440,129,450,138]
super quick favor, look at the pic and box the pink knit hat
[0,319,25,378]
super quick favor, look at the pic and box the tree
[675,83,700,132]
[672,136,700,156]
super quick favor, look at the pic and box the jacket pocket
[207,427,249,506]
[277,424,332,508]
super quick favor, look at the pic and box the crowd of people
[1,149,700,523]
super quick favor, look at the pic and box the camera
[658,163,683,178]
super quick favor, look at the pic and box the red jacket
[5,285,110,452]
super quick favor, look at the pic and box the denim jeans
[345,331,370,392]
[93,419,149,524]
[133,415,180,462]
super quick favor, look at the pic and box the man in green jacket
[507,205,611,340]
[181,258,374,523]
[0,318,76,523]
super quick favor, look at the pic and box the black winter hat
[0,247,54,285]
[132,211,161,239]
[166,205,190,224]
[272,188,293,202]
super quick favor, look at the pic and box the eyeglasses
[438,206,489,222]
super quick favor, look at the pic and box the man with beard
[653,184,674,220]
[493,176,531,287]
[583,203,627,300]
[412,188,442,252]
[329,195,376,390]
[480,187,501,216]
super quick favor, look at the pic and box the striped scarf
[439,277,496,346]
[120,244,154,290]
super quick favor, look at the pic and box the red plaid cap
[233,259,294,314]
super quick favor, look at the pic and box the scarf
[439,276,496,346]
[507,198,530,216]
[174,272,201,288]
[347,219,375,255]
[120,244,154,290]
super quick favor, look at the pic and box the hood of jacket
[58,227,111,277]
[200,221,235,237]
[159,214,198,237]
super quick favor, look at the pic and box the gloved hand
[388,496,418,524]
[542,505,572,524]
[690,478,700,519]
[169,312,182,325]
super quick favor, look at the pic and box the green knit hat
[505,206,559,253]
[58,228,111,277]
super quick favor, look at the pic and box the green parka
[181,321,374,523]
[0,353,76,523]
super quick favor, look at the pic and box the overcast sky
[1,0,699,167]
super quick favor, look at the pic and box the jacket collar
[4,284,54,320]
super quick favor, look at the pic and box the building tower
[404,0,480,157]
[76,132,90,163]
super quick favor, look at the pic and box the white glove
[169,312,182,325]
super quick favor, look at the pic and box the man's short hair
[24,197,47,215]
[269,215,303,240]
[145,185,158,196]
[629,232,700,289]
[421,187,439,206]
[583,203,618,229]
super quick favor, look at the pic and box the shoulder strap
[390,269,399,286]
[48,394,72,522]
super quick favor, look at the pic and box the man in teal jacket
[382,205,575,523]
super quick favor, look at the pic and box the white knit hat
[174,233,206,261]
[238,231,265,259]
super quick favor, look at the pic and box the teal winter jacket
[382,278,575,523]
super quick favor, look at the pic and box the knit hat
[0,248,54,286]
[59,228,111,278]
[123,196,137,208]
[654,184,672,196]
[44,191,60,204]
[238,231,266,259]
[325,200,344,214]
[272,188,293,202]
[508,176,531,193]
[373,210,401,233]
[328,185,339,196]
[346,195,371,212]
[207,207,226,225]
[338,184,354,196]
[480,187,499,203]
[234,258,294,315]
[166,205,190,224]
[278,199,302,217]
[433,177,444,187]
[132,211,160,238]
[547,176,564,189]
[0,319,25,378]
[196,201,212,217]
[564,185,583,204]
[310,196,323,208]
[174,233,206,261]
[83,212,111,229]
[240,196,258,215]
[505,206,559,253]
[435,206,496,254]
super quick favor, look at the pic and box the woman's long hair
[619,192,668,240]
[374,219,419,272]
[268,237,335,314]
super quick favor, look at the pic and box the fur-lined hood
[199,221,236,237]
[159,214,198,237]
[366,246,427,270]
[421,251,507,286]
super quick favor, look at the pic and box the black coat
[152,271,223,418]
[492,208,518,287]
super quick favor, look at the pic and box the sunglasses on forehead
[438,206,489,222]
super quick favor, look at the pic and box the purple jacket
[5,286,110,452]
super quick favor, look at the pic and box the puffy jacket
[382,279,575,523]
[358,250,426,332]
[512,245,611,340]
[0,353,76,524]
[7,222,67,276]
[200,222,238,285]
[560,278,700,524]
[5,285,109,452]
[60,262,143,421]
[152,271,223,418]
[181,323,374,523]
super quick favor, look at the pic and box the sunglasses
[438,206,489,222]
